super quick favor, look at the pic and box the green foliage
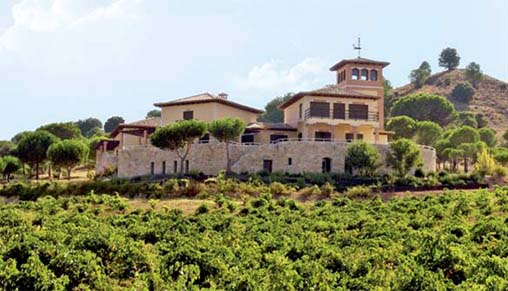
[0,141,15,157]
[151,120,207,173]
[386,138,423,177]
[345,141,381,176]
[257,93,292,122]
[409,61,431,88]
[475,149,497,177]
[344,185,373,199]
[451,83,475,103]
[478,127,497,147]
[208,118,246,173]
[493,147,508,166]
[75,118,102,138]
[475,113,488,128]
[146,109,161,118]
[439,47,461,70]
[16,131,59,179]
[503,129,508,145]
[452,111,478,128]
[415,121,443,146]
[104,116,125,133]
[47,140,89,179]
[386,115,417,139]
[37,122,82,140]
[449,126,480,147]
[0,156,21,182]
[391,93,455,126]
[465,62,483,87]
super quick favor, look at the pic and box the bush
[344,186,373,199]
[301,185,321,197]
[320,183,335,197]
[269,182,290,196]
[451,83,475,103]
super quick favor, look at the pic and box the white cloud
[235,57,330,93]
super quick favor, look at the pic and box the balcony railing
[304,108,378,122]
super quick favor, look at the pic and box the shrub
[320,183,335,197]
[301,185,322,197]
[451,83,475,103]
[345,141,381,176]
[344,186,373,199]
[269,182,290,196]
[195,203,210,214]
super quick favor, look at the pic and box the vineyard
[0,188,507,290]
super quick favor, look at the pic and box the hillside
[394,69,508,135]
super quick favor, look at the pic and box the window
[356,133,364,140]
[299,103,303,119]
[150,162,155,175]
[270,134,288,143]
[309,102,330,118]
[263,160,273,173]
[288,158,292,165]
[185,160,189,173]
[199,133,210,143]
[345,133,354,142]
[297,133,302,140]
[352,68,359,80]
[348,104,369,120]
[322,158,331,173]
[162,161,166,175]
[173,161,178,173]
[333,103,345,119]
[241,134,254,144]
[183,110,194,120]
[361,69,369,80]
[370,69,378,81]
[315,131,331,141]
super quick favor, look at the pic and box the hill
[394,69,508,135]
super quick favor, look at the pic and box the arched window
[361,69,369,80]
[370,69,378,81]
[352,68,359,80]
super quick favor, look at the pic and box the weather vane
[353,37,362,58]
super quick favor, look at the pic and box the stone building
[96,56,436,177]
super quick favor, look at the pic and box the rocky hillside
[394,69,508,135]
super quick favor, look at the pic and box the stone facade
[97,141,436,178]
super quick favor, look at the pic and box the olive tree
[150,120,207,174]
[345,141,381,176]
[16,131,58,180]
[386,138,423,177]
[1,156,21,182]
[208,118,246,173]
[47,140,89,180]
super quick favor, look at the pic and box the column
[375,127,380,144]
[143,130,148,145]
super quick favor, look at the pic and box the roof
[153,92,263,114]
[329,57,390,71]
[110,123,158,138]
[246,122,297,131]
[278,85,379,109]
[128,117,162,127]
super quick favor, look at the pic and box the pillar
[143,130,148,145]
[375,127,380,144]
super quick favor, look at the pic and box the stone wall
[98,141,436,178]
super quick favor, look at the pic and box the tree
[386,116,417,139]
[391,93,455,126]
[409,61,431,88]
[16,131,58,180]
[104,116,125,133]
[345,141,381,176]
[503,129,508,146]
[475,113,488,128]
[37,122,82,140]
[0,141,15,157]
[146,110,162,118]
[386,139,423,177]
[86,127,106,138]
[458,143,479,173]
[465,62,483,88]
[208,118,246,173]
[415,121,443,146]
[451,83,475,103]
[439,47,460,70]
[257,93,292,123]
[47,140,89,180]
[76,118,102,137]
[1,156,21,182]
[478,128,497,147]
[150,120,207,174]
[452,112,478,128]
[449,126,480,147]
[434,138,451,170]
[11,131,31,144]
[475,148,497,177]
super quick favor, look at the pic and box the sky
[0,0,507,140]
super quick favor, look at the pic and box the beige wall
[161,102,258,125]
[253,130,298,144]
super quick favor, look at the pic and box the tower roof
[329,57,390,71]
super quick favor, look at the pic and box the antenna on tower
[353,37,362,58]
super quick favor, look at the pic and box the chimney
[218,92,228,99]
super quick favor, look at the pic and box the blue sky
[0,0,507,140]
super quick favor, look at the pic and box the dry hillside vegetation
[395,69,508,135]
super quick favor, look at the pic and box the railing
[304,108,378,122]
[270,137,358,144]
